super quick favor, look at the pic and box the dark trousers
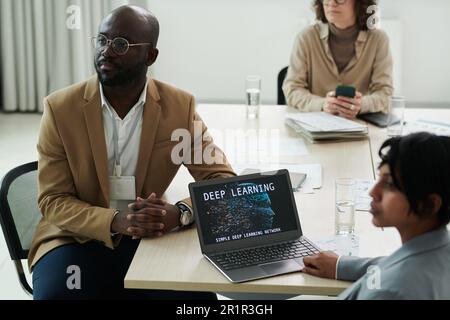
[32,236,216,300]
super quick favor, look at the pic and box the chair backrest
[0,161,40,261]
[277,66,289,105]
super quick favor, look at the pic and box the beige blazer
[29,76,235,270]
[283,22,394,113]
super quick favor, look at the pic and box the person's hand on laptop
[301,251,339,279]
[125,193,181,239]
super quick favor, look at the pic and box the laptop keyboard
[211,238,320,271]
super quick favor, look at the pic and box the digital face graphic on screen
[193,174,298,245]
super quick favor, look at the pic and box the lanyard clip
[115,165,122,177]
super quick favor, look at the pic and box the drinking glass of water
[245,76,261,119]
[387,96,405,137]
[335,178,356,235]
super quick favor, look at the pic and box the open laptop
[240,168,307,191]
[188,169,320,283]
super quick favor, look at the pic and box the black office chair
[0,161,40,296]
[277,66,289,105]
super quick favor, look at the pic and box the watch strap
[110,209,120,237]
[176,201,194,226]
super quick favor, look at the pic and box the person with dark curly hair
[300,132,450,299]
[283,0,394,119]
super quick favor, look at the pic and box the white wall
[138,0,450,105]
[380,0,450,104]
[144,0,314,104]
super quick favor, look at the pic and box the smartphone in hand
[335,85,356,98]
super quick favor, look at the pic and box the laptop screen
[191,171,301,249]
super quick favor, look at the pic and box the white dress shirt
[99,81,147,209]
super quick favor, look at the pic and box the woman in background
[283,0,394,119]
[301,132,450,299]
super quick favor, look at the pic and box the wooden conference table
[124,104,449,296]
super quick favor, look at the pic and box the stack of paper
[285,112,368,143]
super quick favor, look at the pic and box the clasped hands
[323,91,362,119]
[111,193,181,239]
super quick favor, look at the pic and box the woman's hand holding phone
[323,88,363,119]
[335,92,362,119]
[323,91,340,116]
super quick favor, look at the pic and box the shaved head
[101,5,159,48]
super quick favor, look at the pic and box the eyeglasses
[320,0,348,5]
[91,34,152,56]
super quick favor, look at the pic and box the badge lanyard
[108,106,143,177]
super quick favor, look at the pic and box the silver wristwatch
[176,202,194,227]
[110,209,120,237]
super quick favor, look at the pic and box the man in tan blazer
[30,5,235,299]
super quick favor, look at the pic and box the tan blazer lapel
[135,79,162,197]
[82,76,110,203]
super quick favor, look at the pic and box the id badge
[109,175,136,200]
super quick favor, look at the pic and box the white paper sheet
[311,234,360,257]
